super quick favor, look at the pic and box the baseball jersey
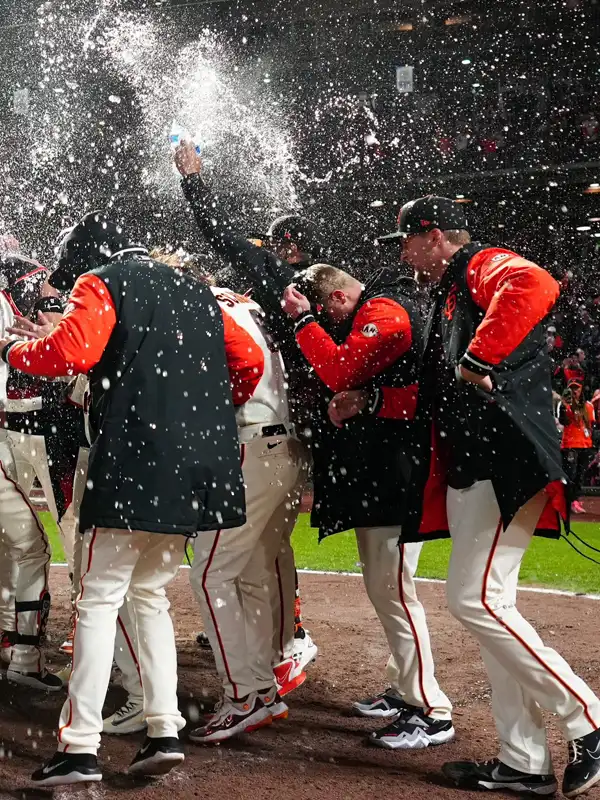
[212,287,289,428]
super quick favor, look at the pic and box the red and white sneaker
[188,693,272,744]
[273,657,306,697]
[257,687,289,720]
[571,500,585,514]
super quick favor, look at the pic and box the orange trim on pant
[398,544,433,716]
[59,527,98,750]
[481,519,598,730]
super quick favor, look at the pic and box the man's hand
[282,285,311,320]
[174,141,202,177]
[7,311,56,340]
[458,364,494,393]
[328,389,368,428]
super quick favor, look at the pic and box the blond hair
[444,230,471,246]
[149,247,184,268]
[301,264,359,304]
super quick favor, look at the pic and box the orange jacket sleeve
[295,297,413,393]
[221,308,264,406]
[460,250,560,375]
[4,274,116,378]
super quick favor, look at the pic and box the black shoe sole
[128,752,185,777]
[442,764,558,796]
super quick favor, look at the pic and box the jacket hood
[50,211,148,292]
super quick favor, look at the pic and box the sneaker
[128,736,184,777]
[563,727,600,798]
[292,630,318,671]
[7,666,63,692]
[103,697,146,735]
[273,657,306,697]
[370,709,455,750]
[257,688,289,721]
[60,614,76,656]
[188,693,273,744]
[31,751,102,786]
[54,663,72,684]
[353,687,411,719]
[442,759,558,795]
[196,631,212,649]
[571,500,585,514]
[0,632,12,666]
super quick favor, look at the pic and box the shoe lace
[116,699,141,719]
[568,738,583,765]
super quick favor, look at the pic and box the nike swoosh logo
[43,760,69,775]
[587,742,600,759]
[267,442,280,450]
[139,742,152,755]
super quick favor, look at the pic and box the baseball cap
[377,195,468,243]
[264,214,325,260]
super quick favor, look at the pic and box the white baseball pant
[57,528,186,754]
[270,459,308,662]
[189,435,302,700]
[446,479,600,774]
[0,432,51,673]
[60,447,90,605]
[355,527,452,720]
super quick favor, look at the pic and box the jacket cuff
[1,341,18,364]
[365,388,382,416]
[294,312,315,334]
[460,349,494,376]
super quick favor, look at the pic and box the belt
[4,397,43,413]
[238,422,295,444]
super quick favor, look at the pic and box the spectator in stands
[553,353,586,394]
[557,381,596,513]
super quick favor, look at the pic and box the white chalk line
[49,563,600,601]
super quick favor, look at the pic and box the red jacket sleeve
[221,308,264,406]
[6,274,116,378]
[461,250,560,374]
[295,297,413,393]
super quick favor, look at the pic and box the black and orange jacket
[3,258,264,536]
[403,243,565,542]
[559,400,595,449]
[293,269,424,538]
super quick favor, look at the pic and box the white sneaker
[292,631,318,671]
[103,698,146,735]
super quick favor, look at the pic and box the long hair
[565,381,591,427]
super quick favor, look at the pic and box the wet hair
[294,263,358,306]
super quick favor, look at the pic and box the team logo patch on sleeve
[361,323,379,338]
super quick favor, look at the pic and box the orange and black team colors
[1,211,259,786]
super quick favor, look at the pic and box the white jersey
[212,287,289,428]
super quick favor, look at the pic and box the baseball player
[282,264,453,750]
[0,249,62,691]
[99,271,309,742]
[336,196,600,798]
[2,211,261,786]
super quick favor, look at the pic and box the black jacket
[80,258,246,535]
[181,174,323,435]
[309,271,424,538]
[403,243,564,541]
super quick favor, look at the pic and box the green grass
[44,511,600,595]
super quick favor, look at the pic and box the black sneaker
[563,727,600,798]
[442,759,558,795]
[352,687,411,719]
[7,667,63,692]
[128,737,185,777]
[370,709,455,750]
[31,752,102,786]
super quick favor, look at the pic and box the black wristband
[294,312,315,334]
[459,350,494,376]
[1,341,18,364]
[365,388,383,416]
[33,296,64,315]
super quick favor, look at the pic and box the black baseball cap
[377,195,468,243]
[264,214,325,260]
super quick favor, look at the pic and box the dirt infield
[1,569,599,800]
